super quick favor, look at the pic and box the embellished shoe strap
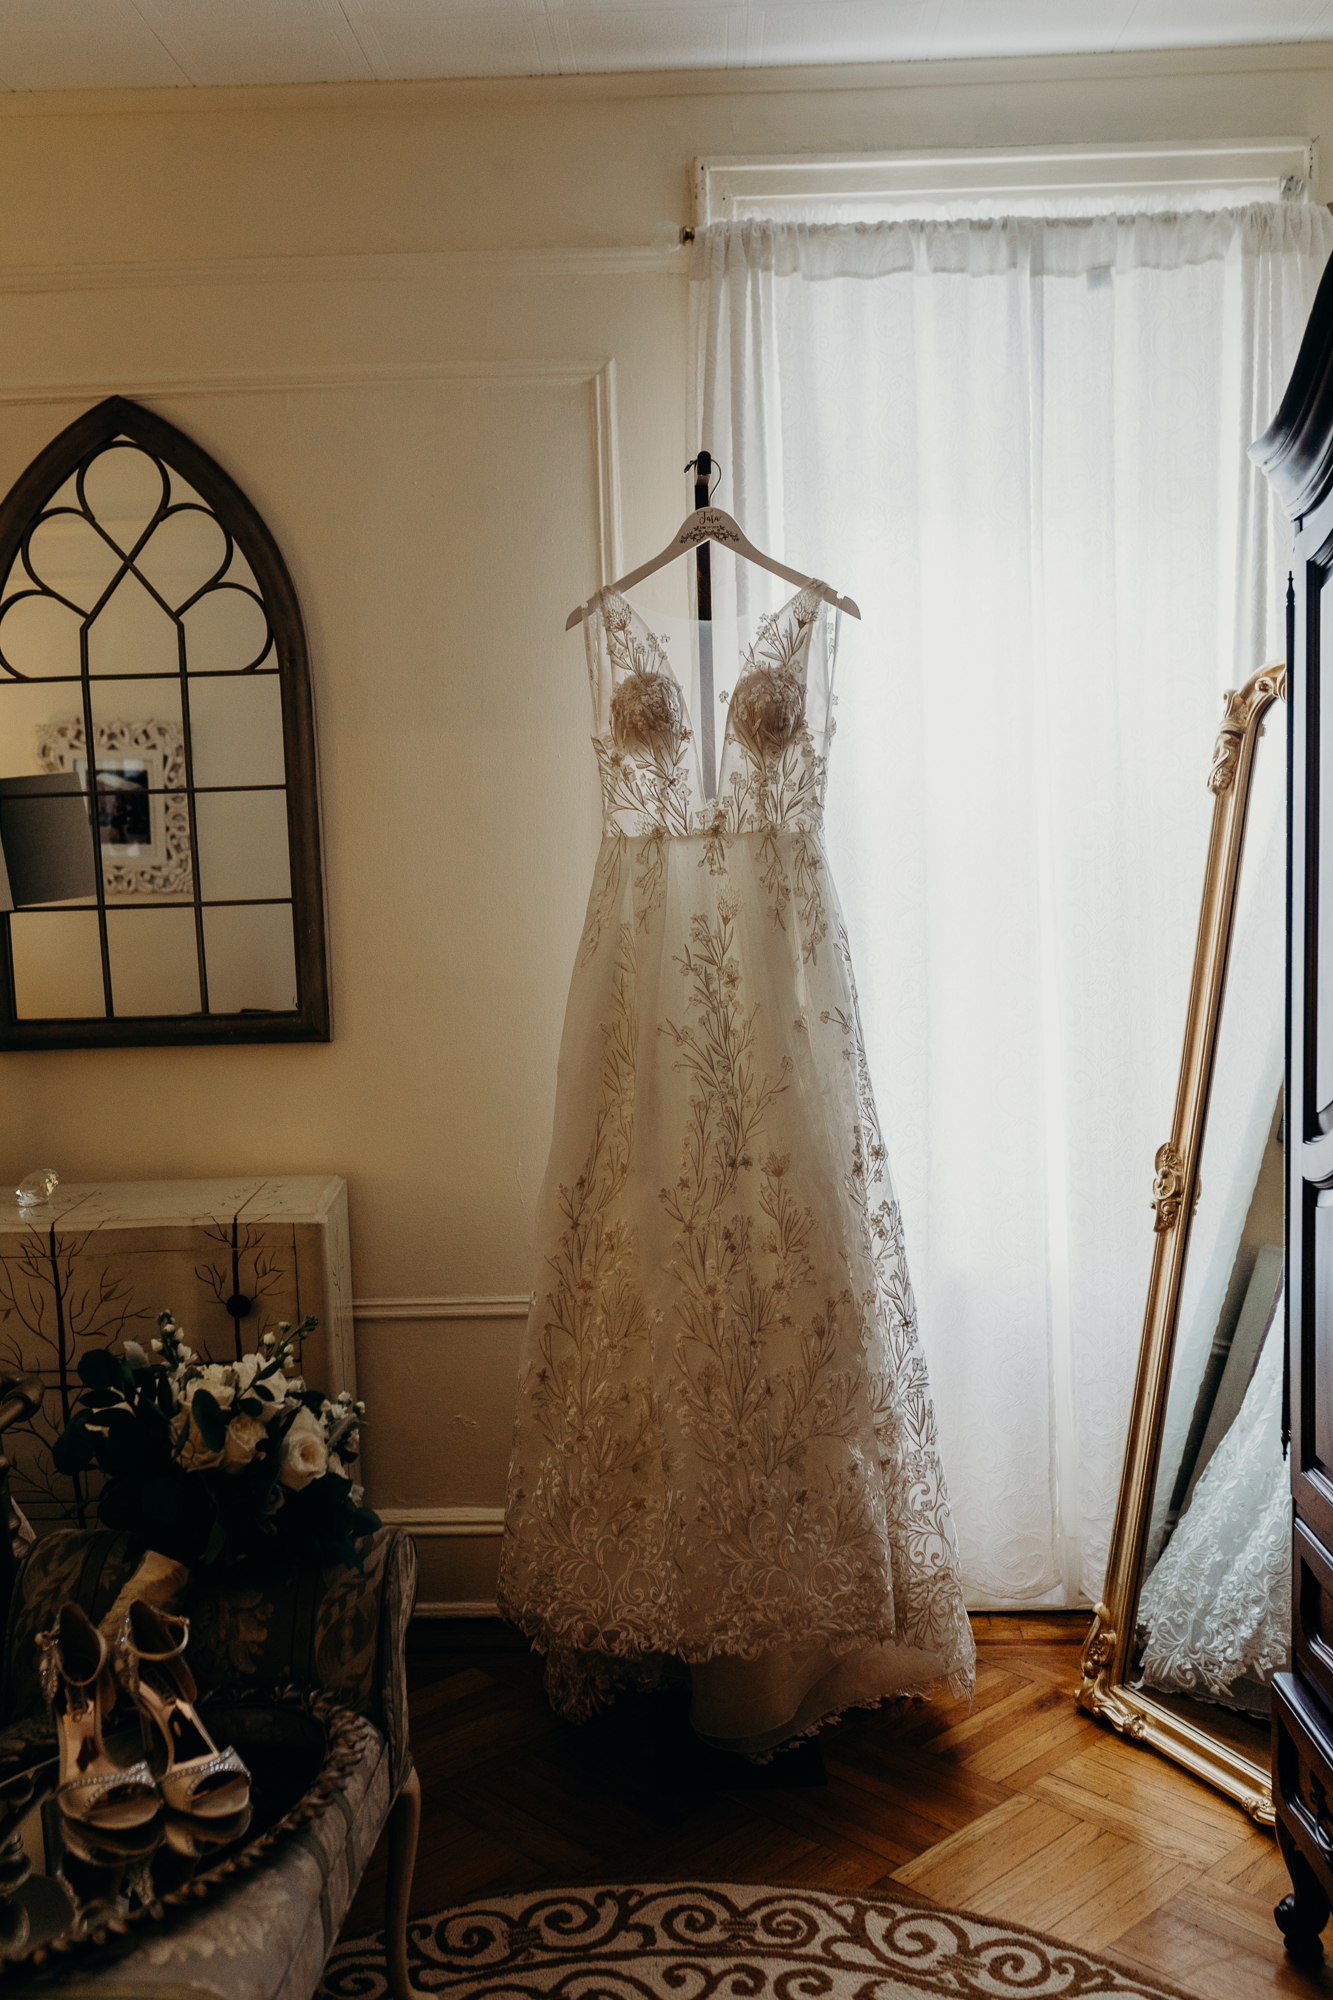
[57,1760,155,1799]
[38,1627,106,1690]
[127,1615,190,1664]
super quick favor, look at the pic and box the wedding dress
[497,583,975,1755]
[1136,1291,1289,1716]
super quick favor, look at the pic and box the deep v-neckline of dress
[596,580,824,791]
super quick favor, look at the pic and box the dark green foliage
[51,1310,380,1575]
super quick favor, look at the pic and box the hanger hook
[684,453,724,503]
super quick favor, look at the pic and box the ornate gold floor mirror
[1078,663,1287,1824]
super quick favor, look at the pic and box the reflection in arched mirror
[0,397,328,1046]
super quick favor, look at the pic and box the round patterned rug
[317,1882,1199,1999]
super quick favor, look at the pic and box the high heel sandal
[36,1605,159,1832]
[114,1604,250,1820]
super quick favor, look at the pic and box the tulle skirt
[498,823,974,1750]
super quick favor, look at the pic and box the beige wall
[1,41,1331,1610]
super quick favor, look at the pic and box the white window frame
[693,138,1317,226]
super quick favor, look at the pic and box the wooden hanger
[565,504,861,630]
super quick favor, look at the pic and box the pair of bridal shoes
[114,1602,250,1820]
[39,1600,250,1829]
[38,1606,158,1832]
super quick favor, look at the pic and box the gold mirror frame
[1077,661,1286,1826]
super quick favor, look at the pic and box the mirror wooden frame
[0,396,329,1049]
[1077,660,1285,1826]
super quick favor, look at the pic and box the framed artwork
[35,717,192,898]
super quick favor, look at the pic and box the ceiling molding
[0,40,1331,120]
[0,245,686,298]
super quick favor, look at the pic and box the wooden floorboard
[338,1612,1333,1999]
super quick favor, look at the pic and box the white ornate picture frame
[35,719,192,899]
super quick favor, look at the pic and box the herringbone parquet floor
[341,1612,1333,2000]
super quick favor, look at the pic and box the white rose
[278,1407,328,1491]
[222,1412,265,1474]
[182,1365,236,1412]
[234,1354,265,1393]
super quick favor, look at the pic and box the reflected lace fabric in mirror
[1136,1294,1289,1713]
[498,588,975,1750]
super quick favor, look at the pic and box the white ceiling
[0,0,1330,93]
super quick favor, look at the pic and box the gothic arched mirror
[0,397,328,1048]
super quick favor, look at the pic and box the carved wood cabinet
[0,1175,355,1539]
[1253,250,1333,1957]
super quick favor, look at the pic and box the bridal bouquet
[53,1310,380,1573]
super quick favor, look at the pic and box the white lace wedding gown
[497,583,975,1754]
[1137,1295,1289,1715]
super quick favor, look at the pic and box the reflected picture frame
[36,717,190,897]
[1077,661,1286,1824]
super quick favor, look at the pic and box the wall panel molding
[0,246,687,299]
[0,358,622,590]
[0,355,613,404]
[354,1294,529,1322]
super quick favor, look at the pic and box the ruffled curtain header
[690,202,1333,283]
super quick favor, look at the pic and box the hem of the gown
[1139,1666,1276,1719]
[496,1590,974,1676]
[497,1589,977,1734]
[698,1666,977,1764]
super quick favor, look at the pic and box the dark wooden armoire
[1254,249,1333,1958]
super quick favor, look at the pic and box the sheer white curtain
[690,203,1333,1607]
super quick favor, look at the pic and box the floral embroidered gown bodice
[498,582,975,1754]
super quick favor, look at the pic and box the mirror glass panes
[0,401,326,1044]
[1128,708,1287,1765]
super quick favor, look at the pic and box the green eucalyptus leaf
[52,1425,94,1474]
[141,1477,181,1523]
[103,1415,147,1476]
[189,1390,226,1452]
[77,1349,125,1391]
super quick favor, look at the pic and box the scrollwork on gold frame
[1077,1601,1117,1704]
[1080,662,1284,1828]
[1150,1144,1186,1232]
[1208,668,1286,795]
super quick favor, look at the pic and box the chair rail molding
[375,1507,505,1538]
[414,1600,499,1619]
[352,1295,529,1323]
